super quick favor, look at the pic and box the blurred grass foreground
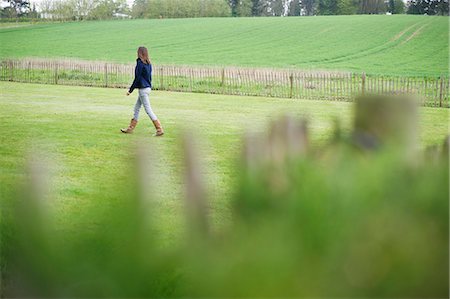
[1,95,448,298]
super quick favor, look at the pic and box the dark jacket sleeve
[129,61,143,93]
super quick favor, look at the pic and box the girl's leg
[139,88,158,121]
[121,95,141,133]
[121,96,141,133]
[139,88,164,136]
[133,96,142,120]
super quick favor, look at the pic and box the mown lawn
[0,81,448,244]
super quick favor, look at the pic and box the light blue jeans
[133,87,158,121]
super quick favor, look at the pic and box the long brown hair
[137,46,151,64]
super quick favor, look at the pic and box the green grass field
[0,81,448,243]
[0,15,448,76]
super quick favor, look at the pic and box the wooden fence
[1,58,448,107]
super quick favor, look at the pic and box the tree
[288,0,301,15]
[0,6,15,18]
[336,0,358,14]
[37,0,53,18]
[132,0,149,18]
[269,0,284,15]
[317,0,337,14]
[28,3,39,18]
[235,0,252,16]
[388,0,405,13]
[205,0,231,16]
[53,0,77,20]
[71,0,95,20]
[89,0,128,20]
[435,0,449,14]
[229,0,238,16]
[359,0,386,14]
[1,0,30,18]
[407,0,449,15]
[251,0,269,16]
[301,0,316,15]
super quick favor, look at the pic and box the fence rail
[1,58,448,107]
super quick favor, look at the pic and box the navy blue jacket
[129,58,152,93]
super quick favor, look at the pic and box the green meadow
[0,15,448,76]
[0,81,448,242]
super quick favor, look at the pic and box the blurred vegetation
[0,95,448,298]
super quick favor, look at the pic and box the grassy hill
[0,15,448,76]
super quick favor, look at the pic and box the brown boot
[152,119,164,137]
[121,119,138,133]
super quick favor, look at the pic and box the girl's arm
[128,61,143,94]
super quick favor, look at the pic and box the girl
[121,46,164,136]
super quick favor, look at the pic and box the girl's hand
[126,91,131,96]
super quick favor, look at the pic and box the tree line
[1,0,448,21]
[1,0,130,20]
[136,0,449,17]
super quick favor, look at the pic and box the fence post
[221,68,225,87]
[104,63,108,87]
[439,74,444,108]
[289,73,294,98]
[350,73,353,100]
[160,66,164,90]
[28,61,31,83]
[361,72,366,95]
[189,68,193,92]
[54,62,58,85]
[348,73,353,101]
[9,60,14,81]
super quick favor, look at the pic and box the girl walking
[121,46,164,136]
